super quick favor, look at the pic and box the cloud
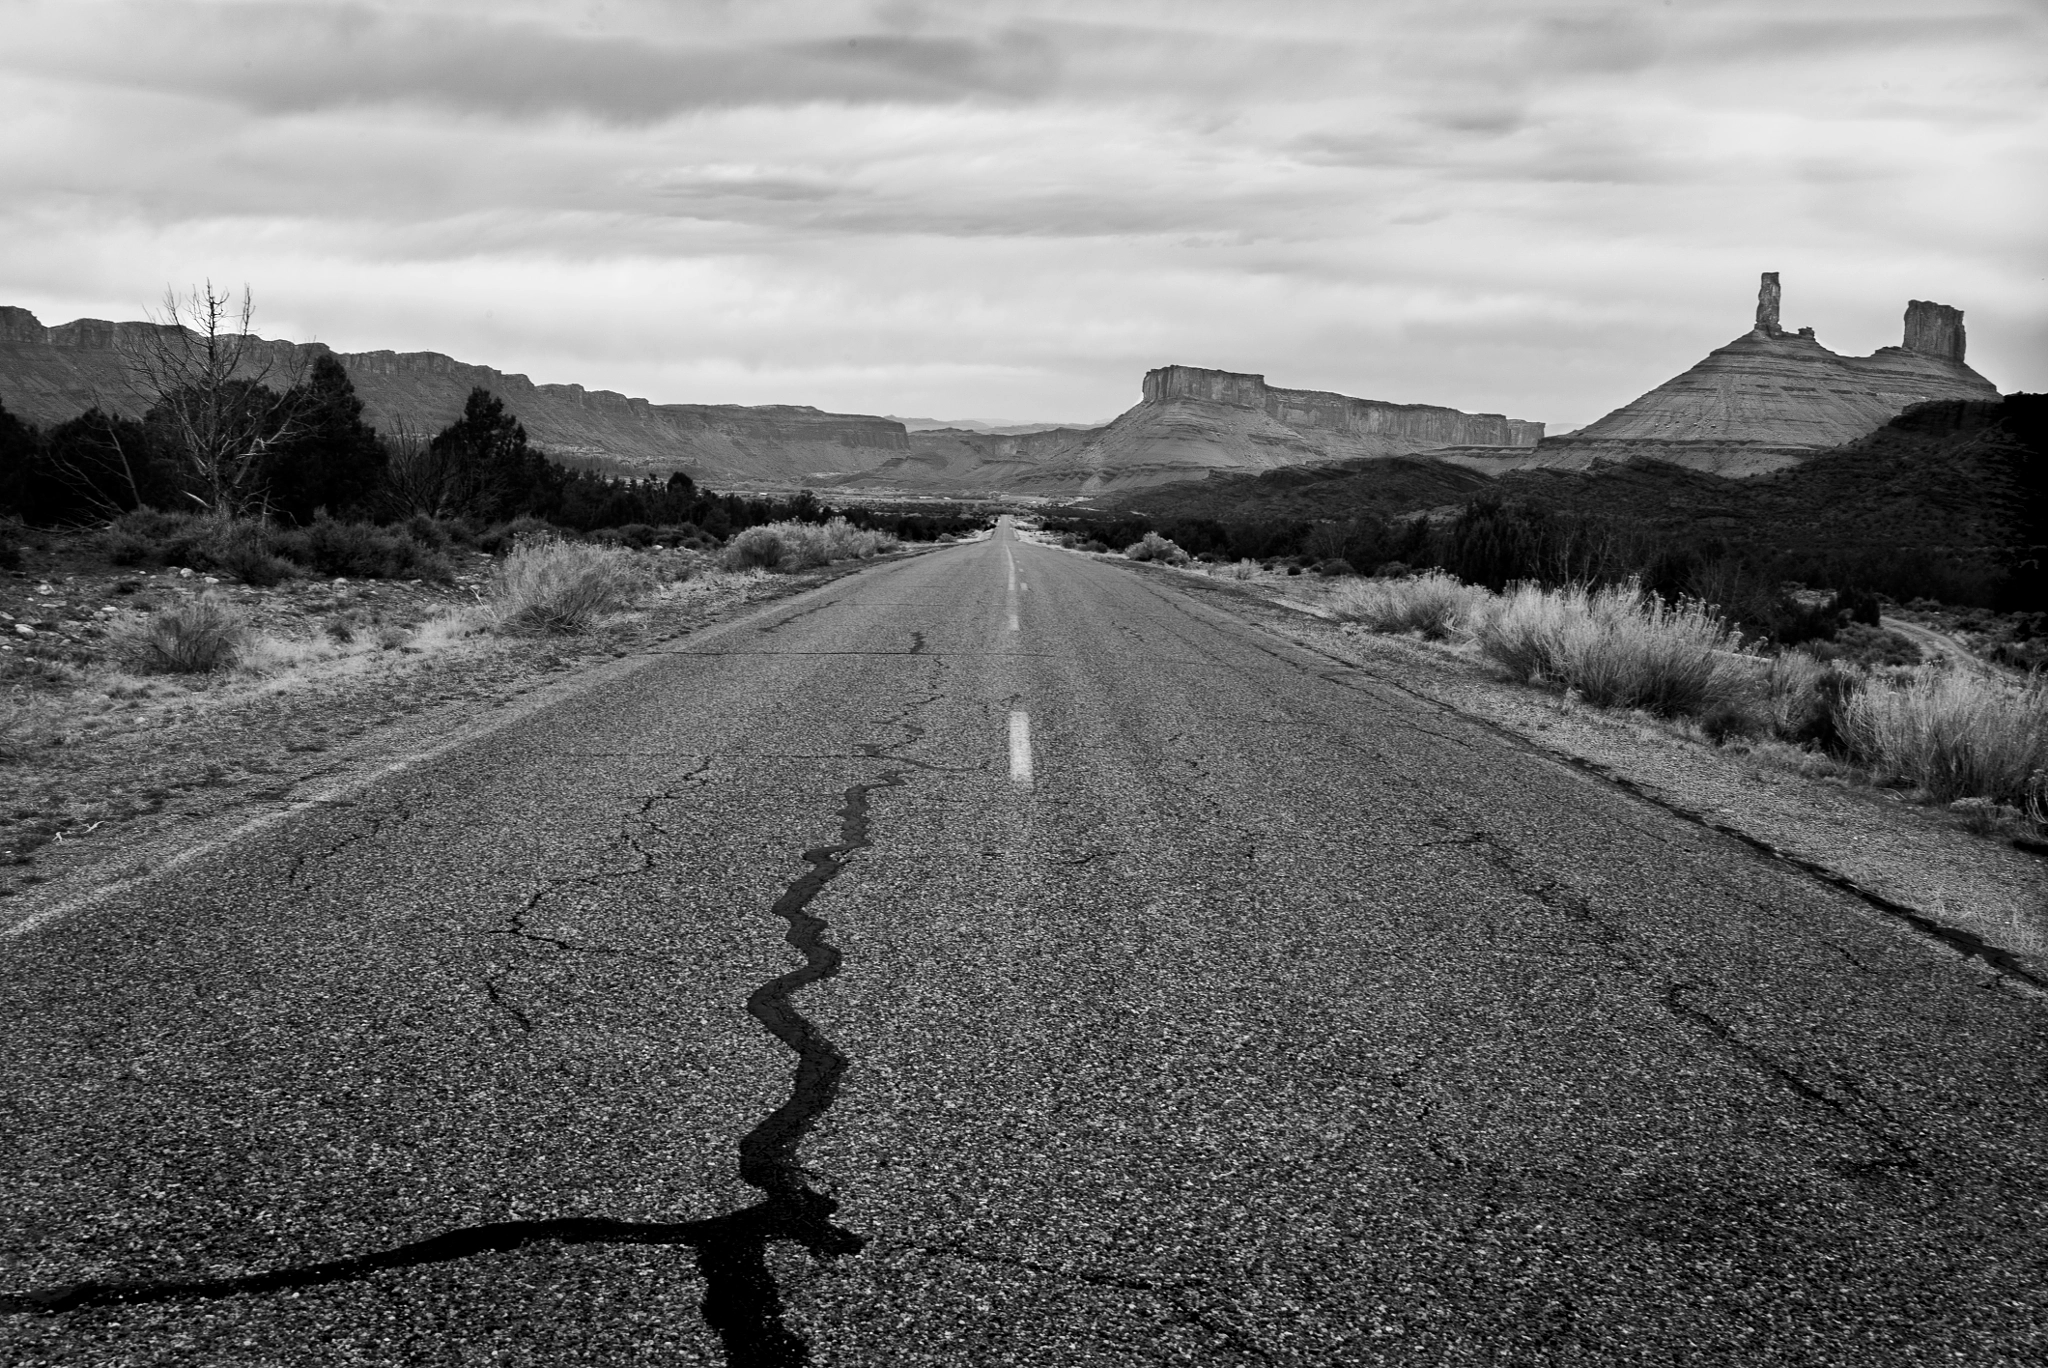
[2,1,1068,122]
[0,0,2041,431]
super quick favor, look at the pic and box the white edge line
[2,564,882,941]
[2,732,478,941]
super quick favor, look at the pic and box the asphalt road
[4,520,2045,1366]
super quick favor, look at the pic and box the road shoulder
[0,552,921,931]
[1116,556,2048,989]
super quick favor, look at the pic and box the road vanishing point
[4,519,2045,1366]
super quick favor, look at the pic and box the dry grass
[1475,581,1748,718]
[1327,571,1487,641]
[412,607,494,650]
[0,690,59,761]
[718,518,899,572]
[112,595,252,673]
[489,537,648,634]
[1841,666,2048,805]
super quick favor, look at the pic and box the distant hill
[8,273,1992,502]
[1105,394,2048,603]
[833,365,1542,496]
[1502,397,2042,569]
[1106,455,1495,522]
[0,307,910,488]
[883,415,1105,435]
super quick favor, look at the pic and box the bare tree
[130,283,304,518]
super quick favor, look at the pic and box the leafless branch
[129,282,308,519]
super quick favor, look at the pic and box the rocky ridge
[0,307,908,487]
[836,365,1544,496]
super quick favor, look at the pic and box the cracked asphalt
[4,519,2046,1366]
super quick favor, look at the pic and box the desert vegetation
[718,517,900,573]
[0,343,982,842]
[1122,531,1190,565]
[112,594,252,674]
[1307,568,2048,831]
[1044,456,2040,663]
[488,537,651,634]
[0,290,985,596]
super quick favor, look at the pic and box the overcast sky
[2,0,2042,432]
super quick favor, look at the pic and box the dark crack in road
[4,765,910,1368]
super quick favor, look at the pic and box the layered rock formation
[1552,275,1999,457]
[1142,366,1542,449]
[836,365,1543,496]
[0,308,908,486]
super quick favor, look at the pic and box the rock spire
[1566,273,1998,449]
[1755,272,1782,336]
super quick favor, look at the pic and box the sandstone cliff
[1141,366,1541,449]
[0,308,909,486]
[833,365,1542,496]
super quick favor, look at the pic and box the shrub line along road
[3,520,2044,1366]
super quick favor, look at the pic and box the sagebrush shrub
[1758,652,1863,751]
[1124,532,1189,565]
[1476,582,1584,681]
[270,518,452,581]
[718,518,897,572]
[1841,667,2048,804]
[1328,571,1485,640]
[102,530,155,566]
[401,513,452,550]
[1477,581,1746,718]
[720,525,788,571]
[119,595,250,673]
[210,520,293,587]
[474,516,560,557]
[489,537,645,633]
[821,517,897,561]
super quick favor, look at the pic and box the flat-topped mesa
[1143,364,1542,448]
[1567,273,1998,450]
[1903,299,1966,362]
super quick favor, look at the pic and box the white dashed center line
[1004,547,1021,632]
[1008,710,1034,788]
